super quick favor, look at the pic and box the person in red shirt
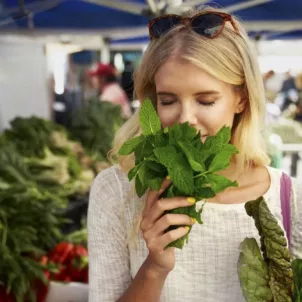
[88,63,131,118]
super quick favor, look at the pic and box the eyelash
[159,100,216,107]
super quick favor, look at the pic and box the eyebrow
[156,91,220,96]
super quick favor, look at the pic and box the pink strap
[280,172,292,249]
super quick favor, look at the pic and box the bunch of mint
[238,197,302,302]
[118,99,238,249]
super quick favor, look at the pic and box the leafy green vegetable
[238,238,273,302]
[292,259,302,302]
[0,186,66,301]
[239,197,294,302]
[69,99,124,161]
[118,99,238,249]
[3,116,63,158]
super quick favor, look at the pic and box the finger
[145,196,196,229]
[156,226,190,252]
[142,176,172,217]
[145,214,195,237]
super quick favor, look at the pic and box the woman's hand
[140,178,196,276]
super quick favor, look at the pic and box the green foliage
[292,259,302,302]
[118,99,238,249]
[268,118,302,144]
[3,116,63,158]
[238,238,273,302]
[69,99,125,160]
[0,115,100,300]
[239,197,294,302]
[0,186,66,301]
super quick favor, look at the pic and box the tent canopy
[1,0,302,40]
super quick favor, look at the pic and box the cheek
[158,110,176,127]
[196,104,235,133]
[157,104,180,127]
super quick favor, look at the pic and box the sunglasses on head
[148,12,240,40]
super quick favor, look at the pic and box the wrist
[144,257,171,280]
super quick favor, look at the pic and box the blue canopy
[1,0,302,40]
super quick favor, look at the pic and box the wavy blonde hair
[110,6,270,176]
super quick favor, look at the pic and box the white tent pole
[146,0,159,14]
[224,0,273,13]
[180,0,210,8]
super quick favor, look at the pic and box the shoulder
[91,164,128,189]
[89,165,132,212]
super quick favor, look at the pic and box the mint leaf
[178,141,206,172]
[154,131,168,148]
[138,161,166,191]
[208,151,234,173]
[154,146,194,194]
[135,175,148,197]
[204,126,231,154]
[180,122,198,141]
[168,153,194,195]
[118,135,145,155]
[135,137,153,163]
[195,187,215,199]
[128,162,143,181]
[153,146,177,168]
[206,173,238,193]
[168,123,181,145]
[139,99,161,136]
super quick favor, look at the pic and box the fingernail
[187,197,196,204]
[166,175,171,180]
[184,226,190,232]
[191,218,197,224]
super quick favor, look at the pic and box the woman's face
[91,75,106,92]
[155,58,245,141]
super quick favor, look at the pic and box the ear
[235,87,248,114]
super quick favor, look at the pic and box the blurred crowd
[51,60,136,127]
[264,70,302,122]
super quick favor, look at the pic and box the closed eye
[159,100,175,106]
[198,101,216,107]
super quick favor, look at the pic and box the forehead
[154,57,229,93]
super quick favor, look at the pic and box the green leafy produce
[292,259,302,302]
[119,99,238,249]
[238,197,295,302]
[268,118,302,144]
[25,148,71,186]
[0,186,66,301]
[238,238,273,302]
[3,116,63,158]
[0,145,32,187]
[69,99,125,161]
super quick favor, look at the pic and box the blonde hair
[110,6,270,176]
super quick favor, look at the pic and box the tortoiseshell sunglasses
[148,12,240,40]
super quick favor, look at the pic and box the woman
[88,63,131,118]
[88,7,302,302]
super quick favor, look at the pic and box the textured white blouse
[88,165,302,302]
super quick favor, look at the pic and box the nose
[178,103,198,126]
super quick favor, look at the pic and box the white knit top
[88,165,302,302]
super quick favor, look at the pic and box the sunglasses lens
[150,16,182,38]
[191,14,224,37]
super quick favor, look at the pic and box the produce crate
[46,281,88,302]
